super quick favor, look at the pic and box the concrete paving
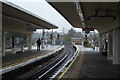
[61,45,120,79]
[79,51,119,78]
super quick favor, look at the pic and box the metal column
[11,36,16,54]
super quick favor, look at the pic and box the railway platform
[1,45,64,75]
[58,45,120,79]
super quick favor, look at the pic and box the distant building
[71,38,82,45]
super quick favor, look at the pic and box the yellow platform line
[1,57,34,69]
[0,51,50,69]
[1,46,63,70]
[58,46,84,79]
[58,52,79,79]
[69,52,84,78]
[1,46,63,68]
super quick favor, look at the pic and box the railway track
[30,51,68,80]
[48,45,77,79]
[30,45,77,80]
[2,45,78,80]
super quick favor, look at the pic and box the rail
[49,45,79,79]
[30,45,79,80]
[30,52,68,80]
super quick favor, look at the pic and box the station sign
[82,28,94,31]
[82,28,94,34]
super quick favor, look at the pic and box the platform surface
[60,45,119,79]
[2,45,62,69]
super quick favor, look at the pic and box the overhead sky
[6,0,82,33]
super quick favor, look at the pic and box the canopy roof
[48,2,118,34]
[2,1,58,33]
[49,2,82,28]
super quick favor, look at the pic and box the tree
[64,34,71,42]
[73,32,84,39]
[83,40,90,47]
[5,31,27,47]
[5,31,27,40]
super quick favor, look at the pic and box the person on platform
[37,38,41,51]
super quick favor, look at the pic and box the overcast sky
[6,0,82,33]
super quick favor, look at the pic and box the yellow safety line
[69,52,84,78]
[1,46,63,70]
[57,45,84,80]
[3,55,35,66]
[58,51,79,80]
[0,51,51,69]
[1,57,33,69]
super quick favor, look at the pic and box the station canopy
[48,2,118,34]
[2,1,58,33]
[48,2,82,28]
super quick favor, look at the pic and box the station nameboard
[82,28,94,31]
[82,28,94,34]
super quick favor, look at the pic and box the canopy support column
[2,30,5,56]
[27,33,32,50]
[113,28,120,64]
[107,31,113,60]
[99,34,103,52]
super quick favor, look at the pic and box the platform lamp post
[57,34,60,45]
[51,29,54,46]
[42,29,45,49]
[11,36,16,54]
[46,31,49,47]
